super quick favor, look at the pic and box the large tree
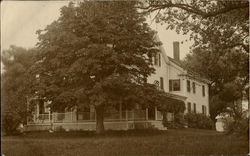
[140,0,249,122]
[183,47,249,123]
[30,1,167,133]
[2,46,37,124]
[141,0,249,53]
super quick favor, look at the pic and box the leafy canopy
[31,1,165,112]
[2,45,37,122]
[141,0,249,122]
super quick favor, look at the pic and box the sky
[1,1,192,59]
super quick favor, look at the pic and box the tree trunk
[95,105,104,134]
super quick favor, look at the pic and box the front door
[148,106,155,120]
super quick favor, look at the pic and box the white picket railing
[28,110,147,124]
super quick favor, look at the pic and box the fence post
[146,108,148,120]
[94,110,96,121]
[125,109,128,121]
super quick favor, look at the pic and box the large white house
[148,36,210,115]
[25,36,210,131]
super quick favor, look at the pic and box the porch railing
[28,110,147,124]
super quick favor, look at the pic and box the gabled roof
[155,34,211,84]
[167,56,211,84]
[167,56,185,69]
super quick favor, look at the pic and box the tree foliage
[141,0,249,122]
[183,47,248,122]
[30,1,172,133]
[1,46,37,126]
[142,0,249,53]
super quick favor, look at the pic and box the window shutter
[187,80,190,92]
[169,80,172,91]
[160,77,164,90]
[202,85,205,96]
[188,102,191,113]
[193,82,196,93]
[158,54,161,66]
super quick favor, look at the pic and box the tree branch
[139,1,249,18]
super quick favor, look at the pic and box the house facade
[25,37,210,131]
[148,36,210,117]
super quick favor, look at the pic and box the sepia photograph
[1,0,249,155]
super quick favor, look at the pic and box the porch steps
[150,121,167,130]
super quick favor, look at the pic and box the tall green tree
[141,0,249,123]
[31,1,165,133]
[141,0,249,53]
[2,45,37,124]
[183,48,248,123]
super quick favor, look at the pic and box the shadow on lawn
[18,129,168,138]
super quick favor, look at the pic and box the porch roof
[164,92,187,101]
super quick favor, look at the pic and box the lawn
[1,128,248,156]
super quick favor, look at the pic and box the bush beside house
[223,117,249,136]
[2,113,22,135]
[184,113,213,130]
[162,113,187,129]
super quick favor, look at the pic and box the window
[169,79,180,91]
[202,105,206,115]
[154,80,160,89]
[187,80,190,92]
[169,80,172,91]
[188,102,191,113]
[154,54,158,66]
[192,82,196,93]
[193,103,196,113]
[154,53,161,66]
[158,53,161,66]
[202,85,205,97]
[160,77,164,90]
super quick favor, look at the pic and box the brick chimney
[173,41,180,61]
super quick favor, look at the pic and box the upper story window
[192,82,196,93]
[202,105,206,115]
[169,79,180,91]
[154,53,161,67]
[160,77,164,90]
[187,102,191,113]
[202,85,205,97]
[154,80,160,89]
[187,80,191,92]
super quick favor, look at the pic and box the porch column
[155,106,158,120]
[49,108,51,122]
[146,108,148,120]
[36,103,39,121]
[119,103,122,121]
[125,109,128,121]
[132,109,135,121]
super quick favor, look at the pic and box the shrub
[162,112,187,129]
[2,113,21,135]
[223,117,249,136]
[184,113,213,129]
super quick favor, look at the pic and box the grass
[1,128,249,156]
